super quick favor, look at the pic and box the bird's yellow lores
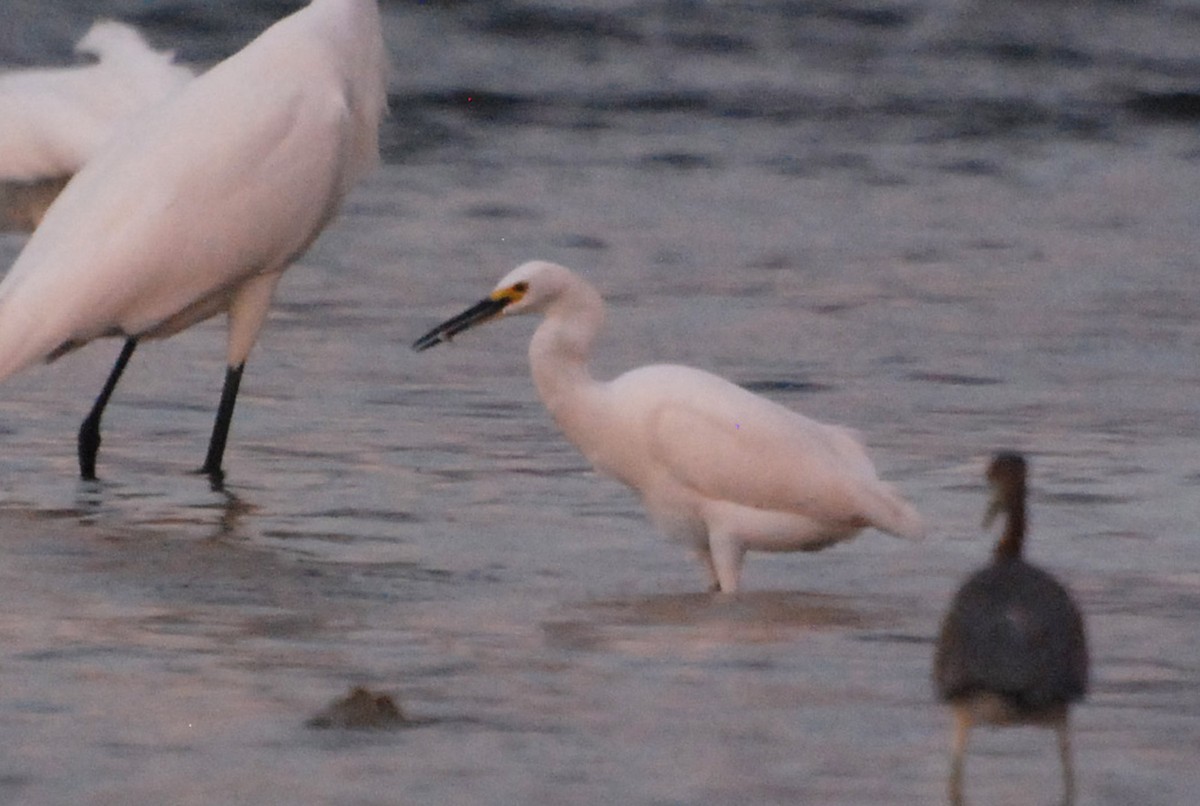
[0,0,387,484]
[414,261,925,593]
[934,453,1089,806]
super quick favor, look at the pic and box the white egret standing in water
[414,261,925,593]
[0,0,387,485]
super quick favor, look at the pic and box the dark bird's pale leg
[78,337,138,480]
[949,706,972,806]
[199,362,245,487]
[1056,718,1076,806]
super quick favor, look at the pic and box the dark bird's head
[984,451,1028,558]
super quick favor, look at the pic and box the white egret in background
[934,453,1089,806]
[0,19,194,183]
[0,0,387,485]
[413,261,925,593]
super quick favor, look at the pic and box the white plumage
[0,19,194,183]
[0,0,387,483]
[414,261,925,592]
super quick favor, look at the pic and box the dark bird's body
[934,453,1088,805]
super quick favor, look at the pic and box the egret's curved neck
[528,282,606,440]
[993,490,1026,561]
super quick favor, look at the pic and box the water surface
[1,1,1198,803]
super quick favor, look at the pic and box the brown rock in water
[307,686,406,730]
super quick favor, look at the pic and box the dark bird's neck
[993,494,1026,561]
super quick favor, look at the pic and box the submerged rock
[306,686,406,730]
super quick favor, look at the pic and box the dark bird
[933,452,1089,805]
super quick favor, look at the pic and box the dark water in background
[1,1,1199,803]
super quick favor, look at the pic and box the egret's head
[412,261,571,351]
[983,451,1026,528]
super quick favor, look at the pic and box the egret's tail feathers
[0,348,45,385]
[0,298,70,384]
[863,483,926,541]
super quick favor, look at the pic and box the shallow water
[1,1,1199,803]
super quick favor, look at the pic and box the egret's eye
[513,281,529,293]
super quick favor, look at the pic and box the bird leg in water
[693,546,723,593]
[1056,719,1076,806]
[77,337,138,480]
[199,362,245,487]
[948,707,972,806]
[708,531,745,594]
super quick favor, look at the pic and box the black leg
[78,337,138,481]
[199,362,245,487]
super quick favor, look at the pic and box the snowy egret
[0,0,387,484]
[413,261,925,593]
[0,19,194,184]
[934,453,1089,806]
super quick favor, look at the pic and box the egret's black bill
[412,296,508,351]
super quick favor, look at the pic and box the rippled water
[1,1,1199,803]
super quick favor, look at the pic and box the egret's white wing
[620,365,922,537]
[0,21,192,181]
